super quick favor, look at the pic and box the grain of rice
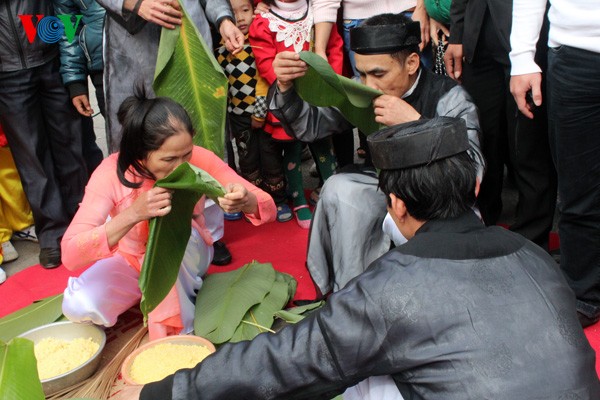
[34,337,100,380]
[130,343,212,384]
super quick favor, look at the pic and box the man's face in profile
[355,53,417,99]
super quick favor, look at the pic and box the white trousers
[63,228,212,334]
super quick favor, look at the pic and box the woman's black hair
[378,151,478,221]
[116,86,195,188]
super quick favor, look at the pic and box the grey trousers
[307,170,390,295]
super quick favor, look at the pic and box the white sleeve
[509,0,548,76]
[311,0,342,24]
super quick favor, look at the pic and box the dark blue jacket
[52,0,105,97]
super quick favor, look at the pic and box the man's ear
[475,177,481,197]
[389,193,408,222]
[406,52,420,75]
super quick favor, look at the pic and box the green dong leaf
[230,272,297,342]
[295,51,383,135]
[194,261,276,344]
[0,294,64,342]
[139,163,225,323]
[0,338,45,400]
[153,1,228,157]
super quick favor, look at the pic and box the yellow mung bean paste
[34,337,100,380]
[130,343,212,384]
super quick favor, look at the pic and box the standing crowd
[0,0,599,398]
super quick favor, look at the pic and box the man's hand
[273,51,307,93]
[444,43,463,81]
[373,95,421,126]
[412,1,430,51]
[510,73,542,119]
[72,94,93,117]
[220,18,245,55]
[136,0,182,29]
[430,19,449,47]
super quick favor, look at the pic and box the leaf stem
[241,320,276,333]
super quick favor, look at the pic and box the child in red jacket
[249,0,343,228]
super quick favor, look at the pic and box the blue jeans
[547,45,600,318]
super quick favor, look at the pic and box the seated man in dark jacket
[268,12,485,297]
[124,117,599,399]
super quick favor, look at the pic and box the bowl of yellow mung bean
[19,321,106,396]
[121,335,216,385]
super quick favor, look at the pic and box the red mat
[1,222,598,378]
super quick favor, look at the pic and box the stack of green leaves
[140,163,225,323]
[194,261,297,344]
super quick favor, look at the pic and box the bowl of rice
[19,321,106,396]
[121,335,216,385]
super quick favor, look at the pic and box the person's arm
[436,85,486,181]
[140,264,405,400]
[200,0,244,53]
[97,0,182,29]
[267,83,353,142]
[444,0,467,81]
[248,15,278,84]
[252,68,269,127]
[324,21,344,74]
[60,160,173,270]
[412,0,430,51]
[509,0,547,119]
[312,0,341,59]
[52,0,88,106]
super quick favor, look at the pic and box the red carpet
[1,222,598,377]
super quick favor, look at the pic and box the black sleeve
[141,375,174,400]
[448,0,468,44]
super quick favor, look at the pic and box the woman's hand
[105,187,173,248]
[218,183,258,215]
[131,187,174,221]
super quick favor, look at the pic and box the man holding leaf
[119,117,597,399]
[268,12,485,296]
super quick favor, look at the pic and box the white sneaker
[12,225,38,242]
[0,267,6,284]
[1,241,18,262]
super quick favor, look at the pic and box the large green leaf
[0,294,64,342]
[0,338,44,400]
[194,261,276,344]
[139,163,225,323]
[274,301,326,324]
[153,2,228,157]
[295,51,383,135]
[230,272,297,342]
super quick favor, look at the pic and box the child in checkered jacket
[216,0,293,223]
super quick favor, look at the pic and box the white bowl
[19,321,106,396]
